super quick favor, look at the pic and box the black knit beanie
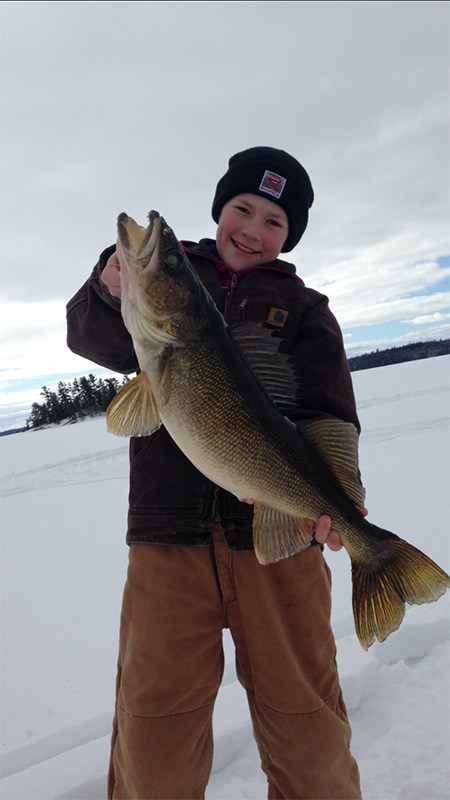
[211,146,314,252]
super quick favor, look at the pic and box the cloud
[405,312,450,326]
[2,1,448,296]
[310,247,450,328]
[337,291,450,329]
[1,301,65,332]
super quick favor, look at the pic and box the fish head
[117,210,207,347]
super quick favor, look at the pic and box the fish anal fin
[106,373,161,437]
[352,536,450,649]
[302,418,366,508]
[253,504,315,565]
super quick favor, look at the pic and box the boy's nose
[241,221,260,242]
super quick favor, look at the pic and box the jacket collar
[180,238,304,286]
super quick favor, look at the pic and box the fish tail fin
[352,534,450,650]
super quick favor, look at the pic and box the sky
[1,0,449,430]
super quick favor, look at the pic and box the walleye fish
[107,210,450,649]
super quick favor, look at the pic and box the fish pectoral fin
[302,418,366,508]
[106,373,161,437]
[252,504,315,565]
[351,529,450,649]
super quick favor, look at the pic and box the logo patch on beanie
[259,170,286,199]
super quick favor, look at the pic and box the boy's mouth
[231,237,260,255]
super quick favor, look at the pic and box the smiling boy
[215,193,289,268]
[67,146,362,799]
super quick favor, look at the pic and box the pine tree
[26,372,134,428]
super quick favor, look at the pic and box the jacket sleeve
[285,292,361,432]
[66,245,139,374]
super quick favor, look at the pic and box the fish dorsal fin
[229,323,299,411]
[302,418,366,508]
[253,504,315,564]
[107,373,161,437]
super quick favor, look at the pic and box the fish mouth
[117,210,180,274]
[117,211,148,267]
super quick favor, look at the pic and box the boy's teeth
[233,239,257,253]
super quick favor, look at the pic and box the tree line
[347,339,449,372]
[26,374,130,429]
[23,338,450,431]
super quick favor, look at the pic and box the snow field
[1,356,449,799]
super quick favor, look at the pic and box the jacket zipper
[223,272,238,322]
[223,273,249,323]
[238,297,248,320]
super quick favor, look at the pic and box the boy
[67,147,363,799]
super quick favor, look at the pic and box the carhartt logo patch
[259,170,286,199]
[266,307,289,328]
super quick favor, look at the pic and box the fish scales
[156,332,331,521]
[107,210,450,649]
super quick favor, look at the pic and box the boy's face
[216,193,289,271]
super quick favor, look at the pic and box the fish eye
[164,250,184,269]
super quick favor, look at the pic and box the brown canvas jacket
[66,241,360,550]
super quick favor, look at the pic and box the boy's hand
[238,496,368,552]
[314,508,368,551]
[101,250,122,299]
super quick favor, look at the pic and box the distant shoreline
[1,343,449,437]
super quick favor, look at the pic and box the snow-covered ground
[1,356,449,800]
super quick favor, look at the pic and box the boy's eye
[268,219,281,227]
[235,205,250,214]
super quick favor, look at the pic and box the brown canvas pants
[108,526,361,800]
